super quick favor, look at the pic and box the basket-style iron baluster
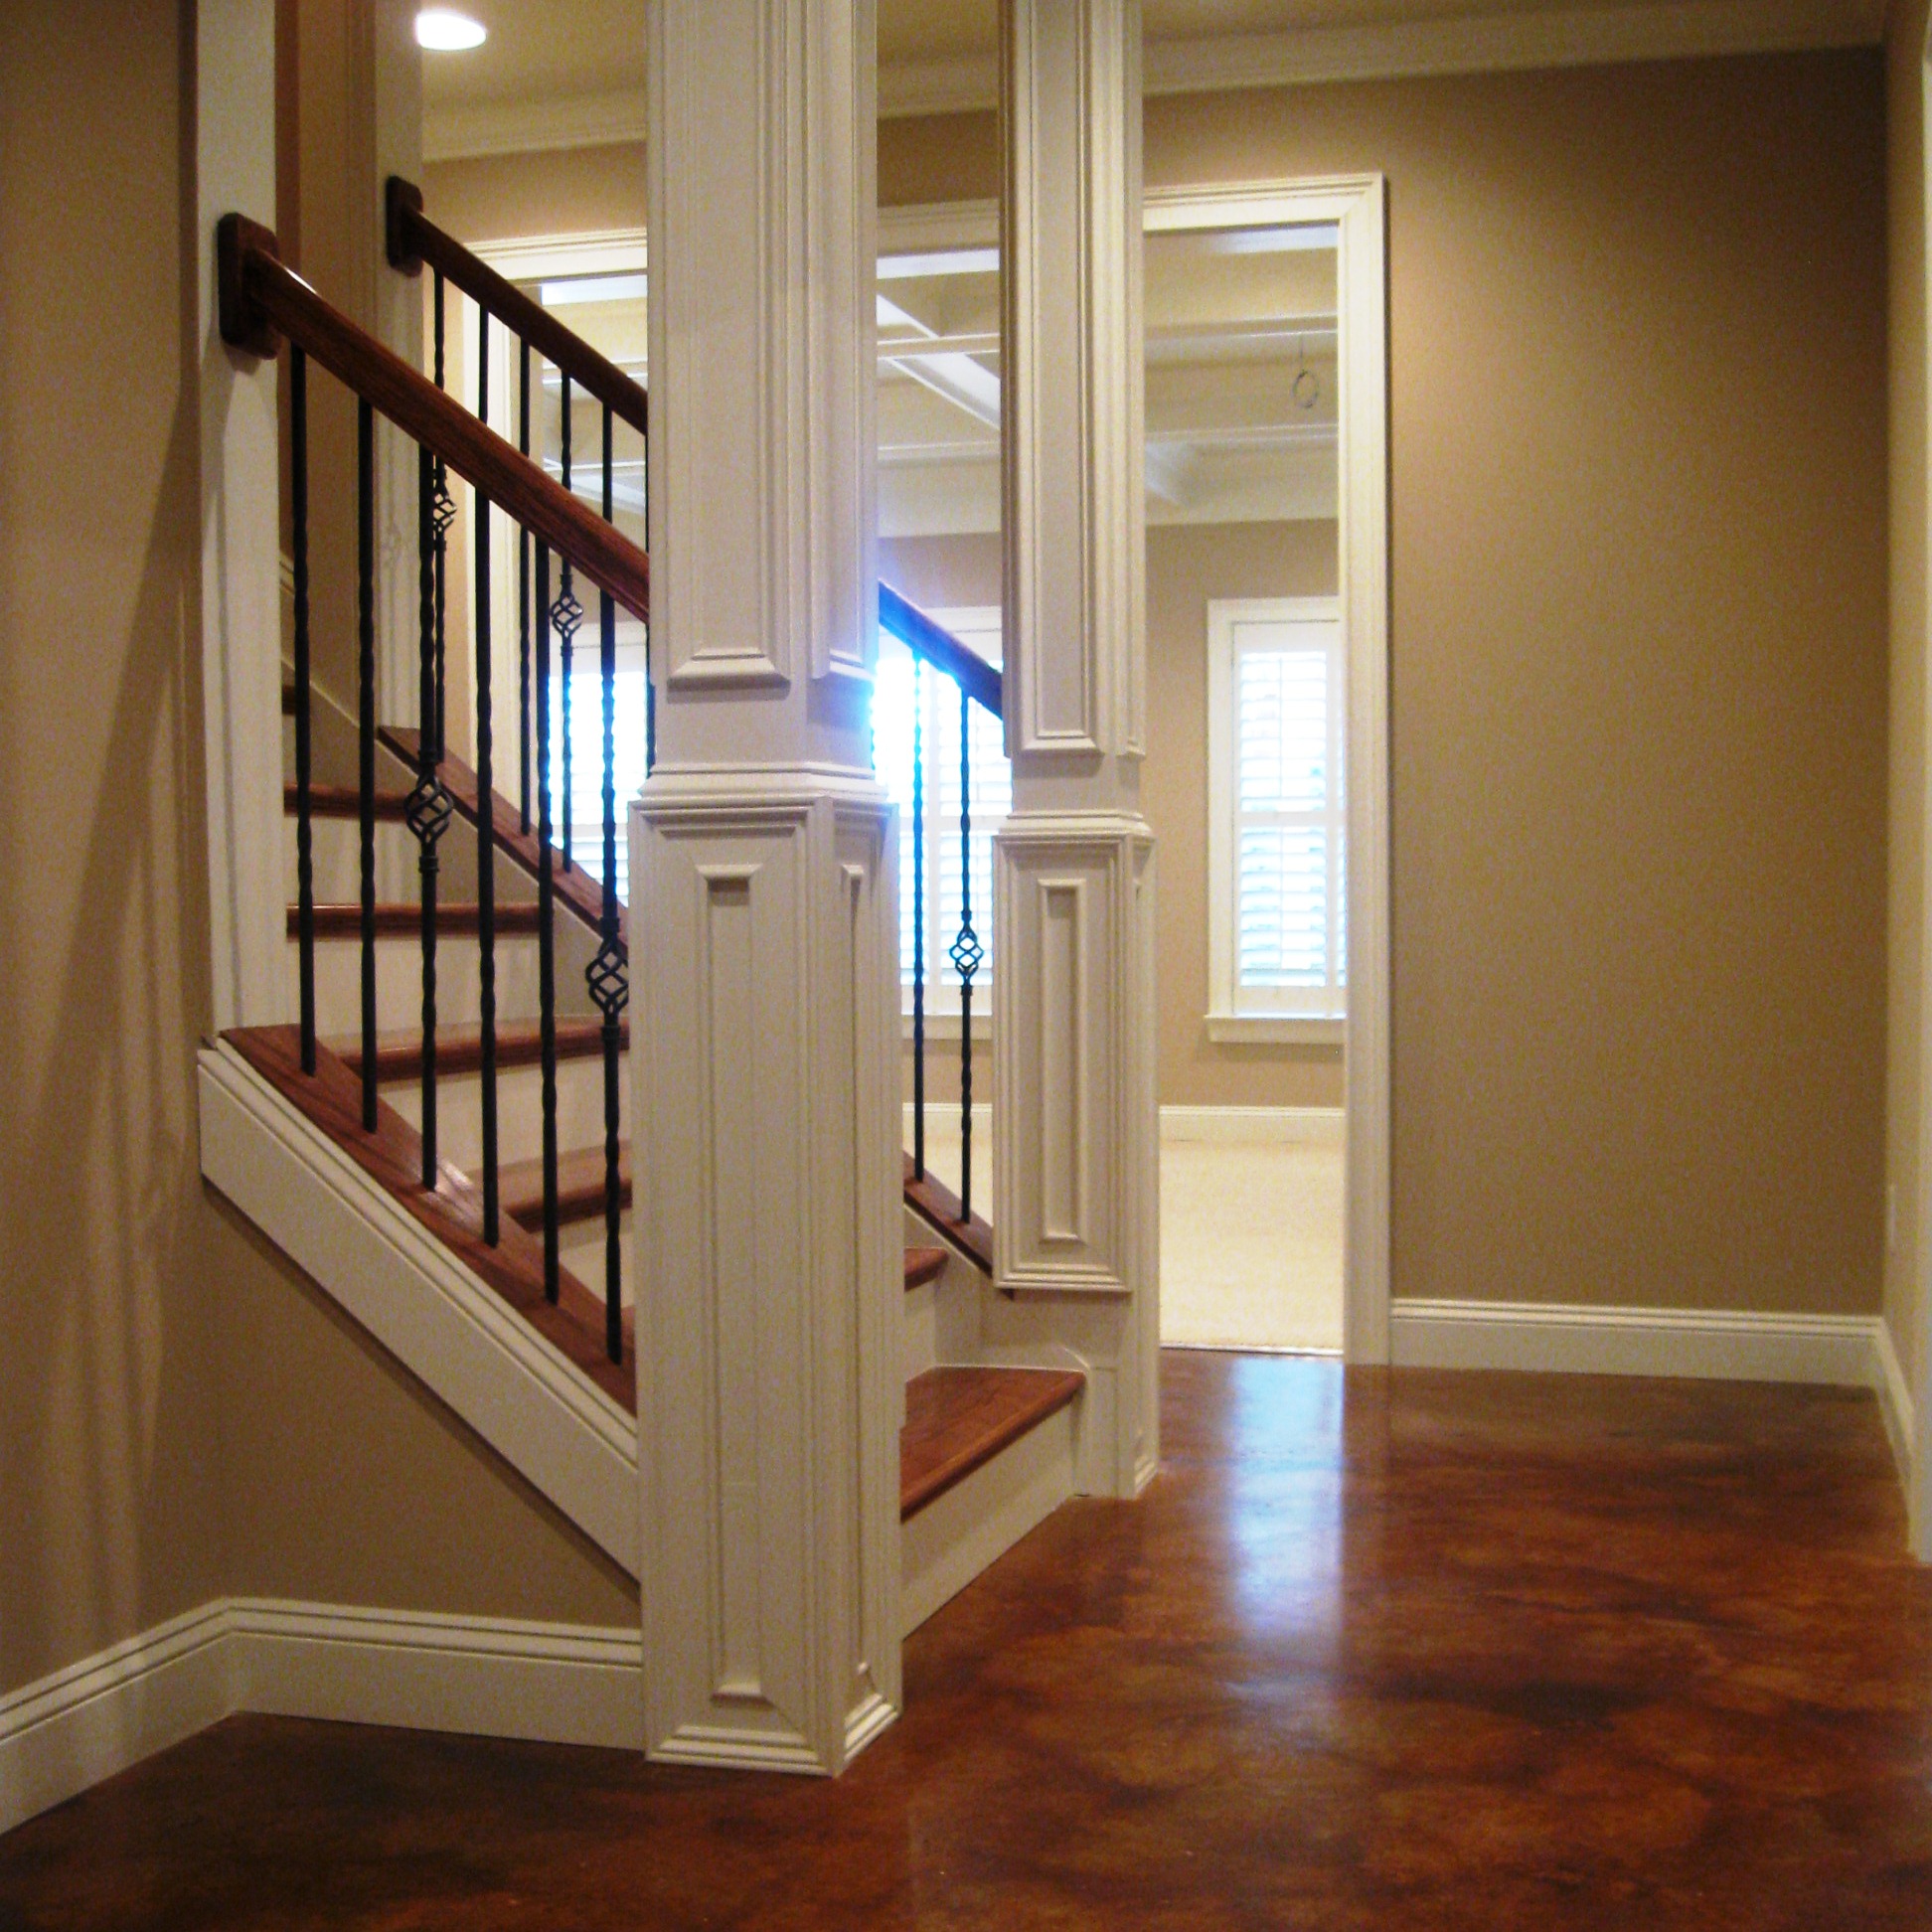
[590,401,627,1366]
[952,685,983,1223]
[430,271,453,760]
[409,444,453,1185]
[357,399,379,1134]
[290,348,316,1075]
[536,543,562,1300]
[475,310,500,1244]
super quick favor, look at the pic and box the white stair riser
[282,817,534,909]
[386,1054,632,1176]
[292,934,596,1037]
[559,1221,634,1311]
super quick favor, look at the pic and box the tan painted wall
[1888,0,1929,1412]
[886,52,1889,1316]
[0,0,633,1702]
[425,143,648,244]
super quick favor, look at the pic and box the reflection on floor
[918,1120,1345,1354]
[5,1354,1921,1929]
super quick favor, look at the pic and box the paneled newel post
[631,0,899,1772]
[992,0,1161,1497]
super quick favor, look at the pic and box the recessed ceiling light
[415,8,487,52]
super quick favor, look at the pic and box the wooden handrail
[879,583,1003,718]
[219,215,649,625]
[387,178,649,440]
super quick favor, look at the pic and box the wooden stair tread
[285,783,410,820]
[501,1144,632,1230]
[902,1245,948,1292]
[333,1018,623,1082]
[220,1025,633,1412]
[902,1156,994,1277]
[281,684,296,717]
[380,726,625,957]
[291,901,543,938]
[899,1366,1083,1521]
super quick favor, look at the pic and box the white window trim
[1207,594,1346,1044]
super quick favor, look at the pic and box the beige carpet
[1158,1138,1344,1354]
[914,1121,1345,1355]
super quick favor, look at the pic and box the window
[1208,597,1346,1042]
[872,608,1009,1016]
[543,629,650,904]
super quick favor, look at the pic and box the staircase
[198,196,1087,1676]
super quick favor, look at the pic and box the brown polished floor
[4,1352,1932,1930]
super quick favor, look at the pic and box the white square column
[631,0,900,1772]
[992,0,1160,1498]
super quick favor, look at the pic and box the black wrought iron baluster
[536,543,561,1301]
[357,399,378,1133]
[408,443,453,1186]
[589,401,627,1366]
[291,347,316,1075]
[557,374,577,873]
[952,684,982,1223]
[476,310,500,1244]
[911,658,925,1181]
[518,340,532,836]
[430,271,452,759]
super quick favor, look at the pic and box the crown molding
[421,1,1889,159]
[424,85,647,163]
[876,0,1886,119]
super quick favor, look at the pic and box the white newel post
[631,0,899,1773]
[993,0,1160,1498]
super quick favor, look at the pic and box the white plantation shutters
[1209,598,1347,1027]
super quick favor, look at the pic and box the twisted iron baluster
[476,309,499,1244]
[290,347,316,1075]
[911,658,925,1181]
[951,684,983,1223]
[430,271,453,760]
[556,374,577,873]
[589,401,627,1366]
[536,543,561,1301]
[357,400,378,1133]
[518,340,532,836]
[409,444,453,1186]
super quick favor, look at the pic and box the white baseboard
[1159,1104,1344,1144]
[1874,1318,1917,1493]
[0,1603,233,1841]
[1391,1297,1882,1387]
[230,1602,644,1751]
[0,1599,646,1840]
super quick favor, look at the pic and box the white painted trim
[901,1398,1077,1633]
[0,1600,645,1838]
[1158,1105,1344,1145]
[1391,1298,1891,1387]
[1206,1014,1346,1045]
[0,1603,234,1839]
[1876,1318,1917,1495]
[875,1,1885,118]
[1144,178,1392,1369]
[197,1044,640,1573]
[902,1012,993,1041]
[229,1601,643,1749]
[424,87,649,163]
[472,229,648,283]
